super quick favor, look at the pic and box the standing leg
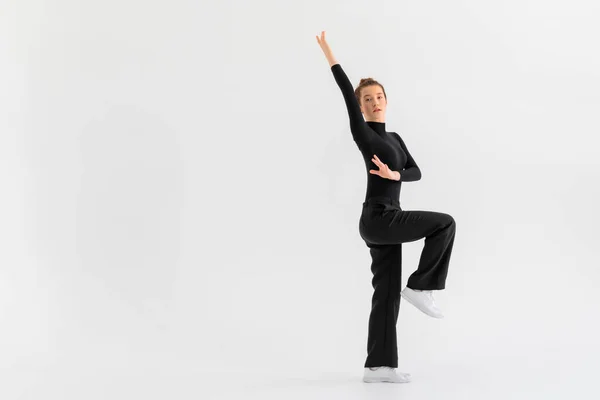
[363,242,403,368]
[360,201,457,366]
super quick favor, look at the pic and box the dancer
[316,31,457,384]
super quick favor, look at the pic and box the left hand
[370,154,399,180]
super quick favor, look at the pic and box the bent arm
[394,133,422,182]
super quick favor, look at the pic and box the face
[360,85,387,122]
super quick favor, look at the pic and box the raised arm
[316,31,369,143]
[394,133,422,182]
[329,64,367,130]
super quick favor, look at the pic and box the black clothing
[330,63,421,201]
[359,196,455,368]
[331,63,457,369]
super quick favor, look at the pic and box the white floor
[3,272,598,400]
[4,353,597,400]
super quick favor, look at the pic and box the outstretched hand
[316,30,338,67]
[370,154,400,181]
[316,30,332,54]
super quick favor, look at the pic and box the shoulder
[390,131,403,142]
[391,132,413,149]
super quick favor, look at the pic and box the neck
[366,120,386,134]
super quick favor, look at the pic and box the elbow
[415,168,422,181]
[402,167,421,182]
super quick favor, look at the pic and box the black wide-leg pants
[358,196,456,368]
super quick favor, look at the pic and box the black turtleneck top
[331,63,422,201]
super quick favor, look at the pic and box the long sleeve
[394,133,422,182]
[330,63,370,144]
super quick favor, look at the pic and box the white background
[2,0,599,398]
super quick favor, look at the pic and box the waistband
[363,196,401,207]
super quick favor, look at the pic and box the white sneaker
[363,367,411,383]
[400,287,444,318]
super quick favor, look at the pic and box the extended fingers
[316,31,326,43]
[372,154,387,168]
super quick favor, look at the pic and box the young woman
[316,31,457,384]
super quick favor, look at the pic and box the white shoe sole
[363,370,412,383]
[363,376,412,383]
[400,290,444,319]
